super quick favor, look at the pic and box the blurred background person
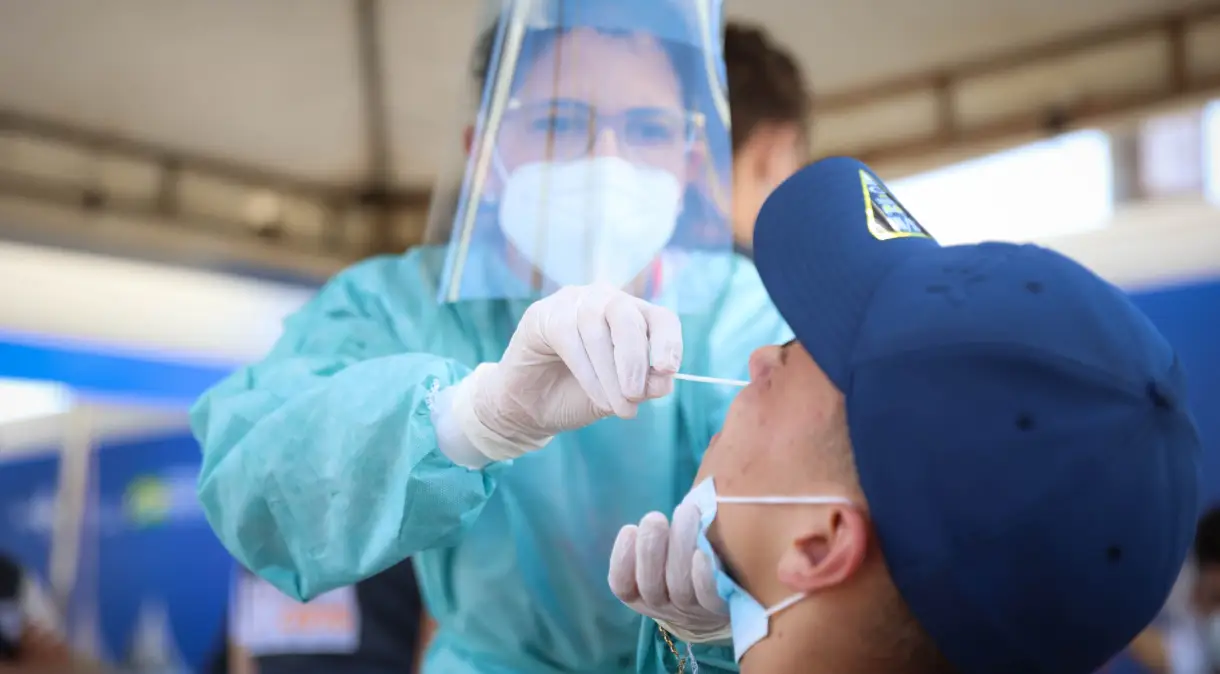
[231,561,424,674]
[1124,506,1220,674]
[721,22,811,256]
[0,550,100,672]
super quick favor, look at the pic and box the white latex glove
[449,283,683,464]
[608,501,731,644]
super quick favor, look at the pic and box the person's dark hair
[0,553,23,661]
[722,22,811,152]
[1194,505,1220,566]
[0,552,21,600]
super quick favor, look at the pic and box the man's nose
[748,345,781,383]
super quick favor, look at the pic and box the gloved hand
[448,283,683,464]
[608,501,731,644]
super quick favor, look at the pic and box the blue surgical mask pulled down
[685,477,852,662]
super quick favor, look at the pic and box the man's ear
[463,125,475,156]
[775,504,869,593]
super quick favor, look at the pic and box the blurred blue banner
[1131,278,1220,505]
[71,432,231,672]
[0,335,232,406]
[0,453,59,586]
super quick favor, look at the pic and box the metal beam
[855,74,1220,168]
[355,0,399,255]
[813,2,1220,168]
[0,107,431,209]
[0,104,433,271]
[817,3,1220,111]
[357,0,392,184]
[0,108,325,200]
[0,173,348,283]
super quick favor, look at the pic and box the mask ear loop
[492,113,555,295]
[717,495,855,622]
[764,592,807,618]
[684,114,732,225]
[716,496,853,506]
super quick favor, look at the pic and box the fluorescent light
[890,130,1114,245]
[0,378,72,425]
[1204,100,1220,206]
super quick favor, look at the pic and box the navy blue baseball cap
[752,157,1201,674]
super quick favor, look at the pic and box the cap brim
[752,157,940,388]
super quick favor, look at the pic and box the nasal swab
[672,373,749,388]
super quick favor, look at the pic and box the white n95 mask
[498,156,682,289]
[686,477,852,662]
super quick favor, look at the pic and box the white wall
[0,240,314,366]
[0,379,73,427]
[1037,197,1220,291]
[0,404,188,461]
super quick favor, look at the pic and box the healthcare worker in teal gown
[192,1,789,671]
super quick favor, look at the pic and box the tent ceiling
[0,0,1206,197]
[748,0,1197,92]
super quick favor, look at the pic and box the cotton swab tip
[671,373,749,388]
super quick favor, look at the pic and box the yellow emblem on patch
[860,170,931,241]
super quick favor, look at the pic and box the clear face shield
[421,0,734,313]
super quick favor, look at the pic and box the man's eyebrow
[779,339,796,365]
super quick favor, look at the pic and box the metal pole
[356,0,397,254]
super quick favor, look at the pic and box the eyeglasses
[496,98,703,168]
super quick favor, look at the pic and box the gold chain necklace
[658,625,699,674]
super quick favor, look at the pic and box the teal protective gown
[192,245,789,673]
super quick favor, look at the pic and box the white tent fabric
[0,0,1206,193]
